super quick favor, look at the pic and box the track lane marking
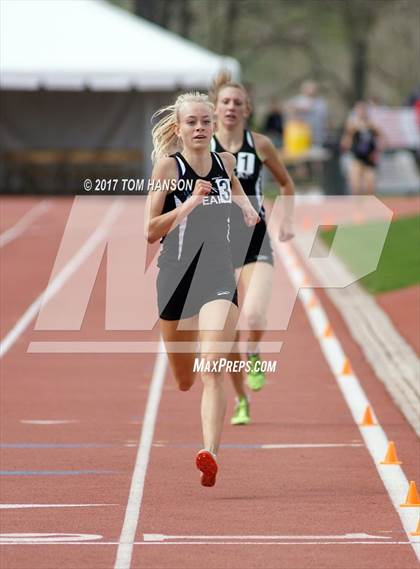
[27,340,282,353]
[273,240,420,560]
[2,541,413,546]
[0,470,117,476]
[0,533,102,543]
[0,200,123,358]
[20,420,78,425]
[143,533,391,541]
[0,200,52,248]
[114,338,167,569]
[0,504,116,509]
[151,442,364,449]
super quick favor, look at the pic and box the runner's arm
[253,133,295,241]
[145,157,201,243]
[340,120,355,152]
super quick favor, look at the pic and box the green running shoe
[247,354,265,391]
[230,397,251,426]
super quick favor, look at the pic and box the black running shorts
[157,259,238,321]
[230,219,274,269]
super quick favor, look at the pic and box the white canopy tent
[0,0,239,192]
[0,0,239,90]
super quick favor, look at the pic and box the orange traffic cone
[302,217,311,230]
[380,441,402,465]
[323,323,333,338]
[308,295,317,308]
[401,481,420,507]
[341,358,352,375]
[360,405,376,426]
[301,275,310,286]
[353,212,365,225]
[410,518,420,536]
[323,216,335,231]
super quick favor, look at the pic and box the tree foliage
[108,0,420,119]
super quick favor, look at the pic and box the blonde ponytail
[209,69,251,111]
[151,104,178,163]
[151,92,214,163]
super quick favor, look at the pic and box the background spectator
[262,98,284,148]
[289,81,328,147]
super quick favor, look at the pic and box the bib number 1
[236,152,255,177]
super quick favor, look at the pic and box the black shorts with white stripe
[157,256,238,321]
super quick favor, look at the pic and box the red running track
[0,196,419,569]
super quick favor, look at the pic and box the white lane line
[0,200,124,358]
[274,241,420,561]
[0,504,115,510]
[0,533,102,543]
[1,541,413,546]
[20,420,78,425]
[27,341,282,353]
[261,443,363,449]
[114,338,168,569]
[150,442,363,449]
[143,533,391,541]
[0,200,52,247]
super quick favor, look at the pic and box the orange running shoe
[196,449,218,487]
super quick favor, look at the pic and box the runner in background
[145,92,259,486]
[262,98,284,149]
[341,101,384,195]
[210,72,295,426]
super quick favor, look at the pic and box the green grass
[321,215,420,294]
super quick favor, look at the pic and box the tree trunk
[222,1,239,54]
[351,38,369,102]
[178,0,193,39]
[340,0,379,104]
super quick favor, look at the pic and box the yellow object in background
[284,119,312,155]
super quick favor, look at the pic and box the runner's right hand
[188,180,213,209]
[193,180,213,197]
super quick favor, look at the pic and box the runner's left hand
[242,206,260,227]
[279,217,294,241]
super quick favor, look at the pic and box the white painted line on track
[261,443,363,449]
[0,200,124,358]
[20,420,78,425]
[0,200,52,248]
[273,240,420,561]
[143,533,391,541]
[114,338,168,569]
[2,541,413,546]
[0,533,102,543]
[27,341,282,353]
[0,504,116,510]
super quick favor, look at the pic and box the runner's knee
[200,354,224,385]
[245,309,266,331]
[174,370,194,391]
[178,380,193,391]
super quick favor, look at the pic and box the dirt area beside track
[376,284,420,355]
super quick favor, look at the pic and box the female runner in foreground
[210,72,295,425]
[145,92,259,486]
